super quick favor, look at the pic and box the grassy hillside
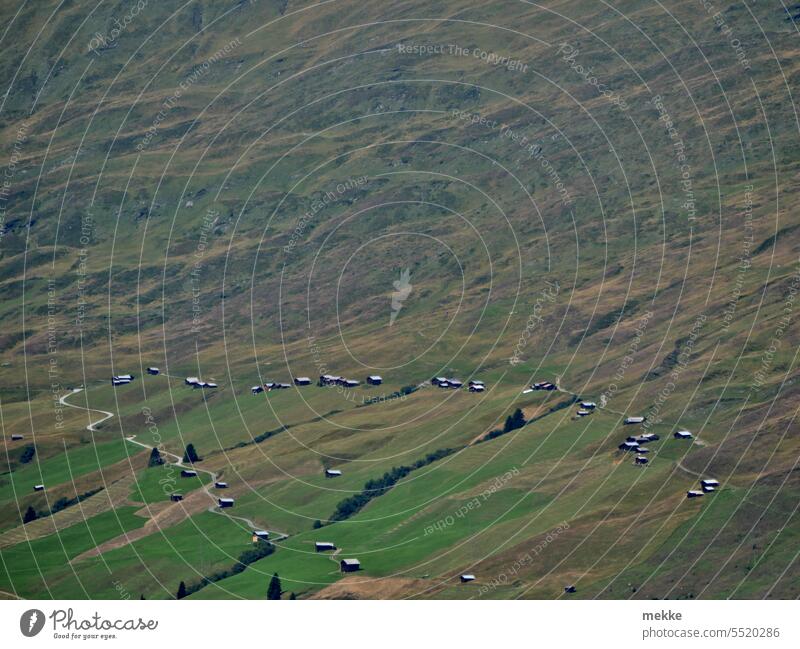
[1,0,798,599]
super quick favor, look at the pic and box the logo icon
[390,268,413,326]
[20,609,45,637]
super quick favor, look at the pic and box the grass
[1,0,799,599]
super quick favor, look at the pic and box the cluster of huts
[313,542,360,571]
[319,375,361,388]
[112,368,218,390]
[248,373,491,395]
[617,417,698,474]
[250,375,385,394]
[185,376,218,389]
[432,377,485,392]
[687,478,719,499]
[251,382,292,394]
[618,428,659,465]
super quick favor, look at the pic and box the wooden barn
[325,469,342,478]
[315,542,336,552]
[218,498,235,508]
[251,385,264,394]
[460,574,476,583]
[33,484,45,492]
[340,558,361,573]
[170,493,183,502]
[624,416,645,425]
[367,375,383,385]
[293,377,312,386]
[181,469,198,478]
[147,367,159,375]
[214,481,228,489]
[674,430,693,440]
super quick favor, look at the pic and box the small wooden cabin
[340,558,360,573]
[315,542,336,552]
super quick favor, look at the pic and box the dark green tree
[23,506,37,523]
[312,519,322,529]
[182,444,200,463]
[19,445,36,464]
[504,408,526,432]
[267,573,282,600]
[289,592,296,600]
[177,581,187,599]
[148,447,164,467]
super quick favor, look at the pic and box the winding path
[57,388,288,545]
[58,388,114,431]
[125,434,288,542]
